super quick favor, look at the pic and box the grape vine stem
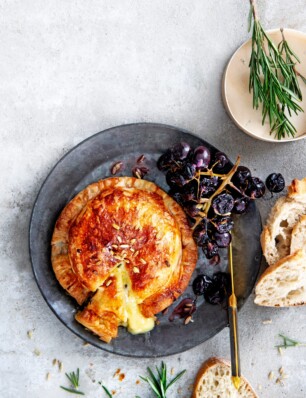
[192,157,241,230]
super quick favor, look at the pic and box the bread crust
[255,249,306,307]
[192,357,258,398]
[51,177,198,342]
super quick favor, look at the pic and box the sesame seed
[268,371,274,380]
[140,258,147,264]
[120,244,129,249]
[117,236,122,243]
[106,280,113,286]
[112,223,120,230]
[27,330,33,339]
[184,316,192,325]
[46,372,51,381]
[133,267,140,273]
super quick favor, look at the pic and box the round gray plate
[29,123,262,357]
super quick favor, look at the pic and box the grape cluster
[158,142,265,261]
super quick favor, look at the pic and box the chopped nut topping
[133,267,140,273]
[112,223,120,230]
[136,154,145,163]
[110,161,123,175]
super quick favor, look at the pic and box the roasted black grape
[232,166,251,188]
[193,146,211,169]
[212,193,234,215]
[232,197,250,214]
[214,232,231,248]
[172,142,191,161]
[212,216,234,233]
[204,272,230,305]
[184,202,200,218]
[245,177,265,198]
[265,173,285,193]
[157,150,173,171]
[166,171,187,188]
[202,241,219,259]
[213,152,229,171]
[181,162,196,180]
[193,219,209,245]
[192,274,213,296]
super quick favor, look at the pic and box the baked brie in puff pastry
[51,177,198,343]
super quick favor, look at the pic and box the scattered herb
[138,362,186,398]
[98,382,112,397]
[248,0,306,139]
[60,368,85,395]
[276,334,306,349]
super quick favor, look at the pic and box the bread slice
[261,178,306,266]
[290,214,306,253]
[192,357,258,398]
[254,249,306,307]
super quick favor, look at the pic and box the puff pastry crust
[51,177,198,342]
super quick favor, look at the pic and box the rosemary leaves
[248,0,306,139]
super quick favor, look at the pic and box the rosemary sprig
[276,334,306,349]
[139,362,186,398]
[248,0,306,139]
[60,368,85,395]
[98,382,112,398]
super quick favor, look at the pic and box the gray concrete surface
[1,0,306,397]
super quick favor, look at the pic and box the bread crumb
[262,319,272,324]
[58,361,64,372]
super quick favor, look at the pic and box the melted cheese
[126,296,155,334]
[120,266,155,334]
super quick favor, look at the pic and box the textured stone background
[1,0,306,397]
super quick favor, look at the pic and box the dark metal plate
[29,123,262,357]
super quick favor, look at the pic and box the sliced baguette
[255,249,306,307]
[261,178,306,266]
[192,357,258,398]
[290,214,306,254]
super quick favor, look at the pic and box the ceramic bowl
[223,29,306,142]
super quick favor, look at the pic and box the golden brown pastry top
[51,177,198,341]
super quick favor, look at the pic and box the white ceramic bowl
[222,29,306,142]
